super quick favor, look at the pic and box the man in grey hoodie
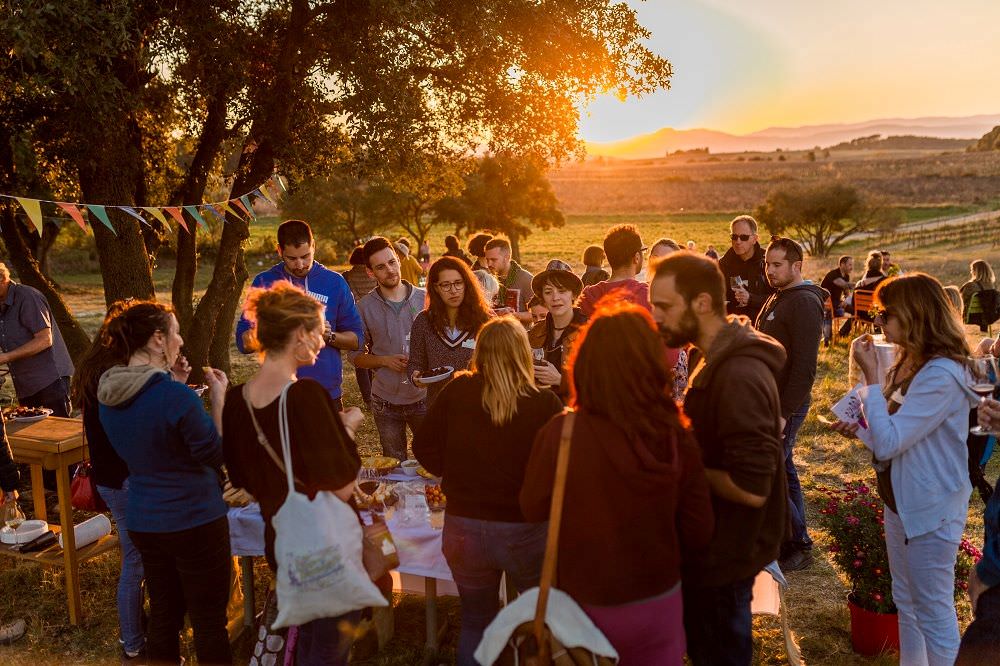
[349,237,427,461]
[756,237,828,572]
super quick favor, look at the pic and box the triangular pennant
[87,205,117,235]
[14,197,44,234]
[163,206,190,234]
[220,201,243,221]
[118,206,149,227]
[237,195,256,219]
[256,184,276,206]
[182,205,208,229]
[141,206,171,232]
[56,202,88,233]
[206,204,227,222]
[273,174,287,193]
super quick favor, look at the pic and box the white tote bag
[270,383,387,629]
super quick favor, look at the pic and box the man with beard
[756,237,827,572]
[484,237,534,324]
[348,237,427,461]
[650,252,787,666]
[719,215,773,322]
[236,219,362,409]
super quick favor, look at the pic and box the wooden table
[3,416,119,624]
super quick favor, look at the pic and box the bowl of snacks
[3,406,52,423]
[401,460,420,476]
[424,484,446,511]
[419,366,454,384]
[361,456,400,477]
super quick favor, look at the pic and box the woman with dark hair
[521,303,713,665]
[413,317,561,666]
[97,301,231,665]
[527,261,586,401]
[223,282,364,665]
[831,274,979,665]
[468,233,494,272]
[444,235,473,265]
[407,257,492,405]
[71,301,184,661]
[580,245,610,287]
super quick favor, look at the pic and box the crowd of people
[0,211,1000,665]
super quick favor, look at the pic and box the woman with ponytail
[97,301,232,665]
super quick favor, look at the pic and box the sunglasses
[871,306,894,323]
[730,233,753,242]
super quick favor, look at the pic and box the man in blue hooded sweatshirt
[236,220,363,410]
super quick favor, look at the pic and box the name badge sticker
[461,339,476,350]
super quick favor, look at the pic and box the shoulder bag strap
[277,382,296,493]
[242,383,302,487]
[531,409,575,662]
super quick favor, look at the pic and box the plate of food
[362,456,400,476]
[3,406,53,423]
[418,366,454,384]
[187,384,208,397]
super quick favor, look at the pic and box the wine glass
[531,348,545,365]
[401,333,411,385]
[970,355,999,435]
[1,499,25,539]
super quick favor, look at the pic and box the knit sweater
[406,310,479,405]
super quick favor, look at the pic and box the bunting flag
[0,174,281,236]
[237,195,256,219]
[56,202,89,233]
[118,206,149,227]
[87,205,117,235]
[182,205,208,229]
[14,197,44,234]
[141,206,171,231]
[163,206,190,234]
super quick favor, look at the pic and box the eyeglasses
[436,280,465,293]
[730,233,753,242]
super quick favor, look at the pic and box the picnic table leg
[240,556,255,628]
[56,460,81,625]
[425,577,438,651]
[29,465,46,522]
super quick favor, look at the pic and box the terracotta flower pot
[847,593,900,656]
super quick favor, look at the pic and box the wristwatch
[325,330,337,347]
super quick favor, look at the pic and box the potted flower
[819,481,983,656]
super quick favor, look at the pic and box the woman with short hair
[521,303,713,665]
[407,257,492,405]
[222,281,364,665]
[528,261,586,401]
[580,244,610,287]
[832,273,979,665]
[97,301,231,665]
[413,317,562,666]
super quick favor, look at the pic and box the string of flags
[0,174,286,237]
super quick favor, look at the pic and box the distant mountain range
[584,114,1000,159]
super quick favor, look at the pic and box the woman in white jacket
[833,273,977,666]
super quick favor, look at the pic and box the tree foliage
[754,182,903,257]
[1,0,672,372]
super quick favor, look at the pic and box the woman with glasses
[412,317,562,666]
[408,257,492,405]
[527,261,586,402]
[830,274,978,666]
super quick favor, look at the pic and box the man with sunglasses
[756,237,828,572]
[719,215,774,323]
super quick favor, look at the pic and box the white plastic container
[57,514,112,550]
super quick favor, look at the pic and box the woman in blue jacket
[833,273,977,666]
[98,301,230,665]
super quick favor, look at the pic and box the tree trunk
[184,0,313,379]
[509,228,521,263]
[171,89,230,335]
[37,221,60,284]
[0,204,92,359]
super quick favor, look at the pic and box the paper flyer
[831,383,875,447]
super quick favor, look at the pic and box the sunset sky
[580,0,1000,142]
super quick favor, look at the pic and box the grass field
[3,155,1000,663]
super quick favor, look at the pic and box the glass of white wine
[970,355,999,435]
[1,499,25,538]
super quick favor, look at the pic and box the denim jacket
[860,357,977,539]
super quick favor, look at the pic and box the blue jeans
[682,575,755,666]
[784,400,812,551]
[442,514,547,666]
[371,395,426,461]
[296,610,361,666]
[98,481,146,654]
